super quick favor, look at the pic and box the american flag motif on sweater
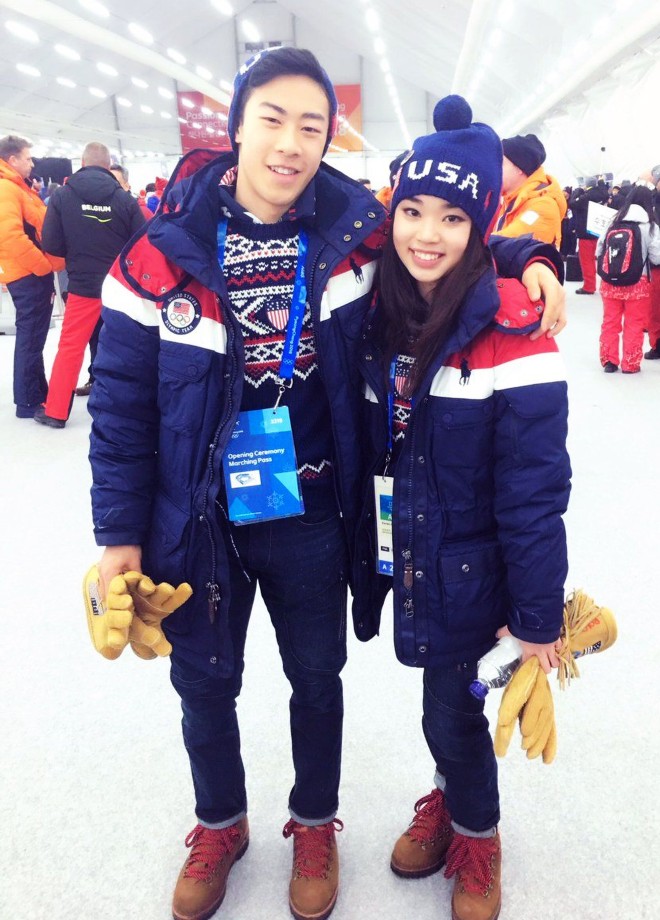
[222,221,335,502]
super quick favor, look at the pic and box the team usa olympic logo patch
[162,292,202,335]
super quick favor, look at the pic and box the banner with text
[177,92,230,153]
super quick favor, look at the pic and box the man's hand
[521,263,567,340]
[98,545,142,599]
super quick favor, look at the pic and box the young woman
[596,184,660,373]
[353,96,571,920]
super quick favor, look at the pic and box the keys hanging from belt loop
[273,377,294,411]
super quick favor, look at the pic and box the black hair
[145,182,156,193]
[614,185,656,227]
[378,223,491,392]
[235,47,334,125]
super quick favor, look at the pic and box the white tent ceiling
[1,0,659,165]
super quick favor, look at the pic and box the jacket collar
[137,151,386,293]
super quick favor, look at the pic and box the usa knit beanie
[501,133,546,176]
[227,47,338,155]
[391,95,502,239]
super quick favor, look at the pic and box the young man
[37,142,144,426]
[89,49,566,920]
[0,135,63,418]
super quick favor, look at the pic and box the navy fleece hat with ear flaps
[227,47,338,155]
[391,95,503,239]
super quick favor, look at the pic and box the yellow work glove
[122,571,193,659]
[83,564,134,660]
[519,668,556,763]
[494,657,556,764]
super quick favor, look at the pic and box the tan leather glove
[83,564,134,660]
[520,668,556,763]
[122,571,193,659]
[494,657,556,764]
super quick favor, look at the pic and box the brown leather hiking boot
[283,818,343,920]
[391,788,453,878]
[172,818,249,920]
[444,831,501,920]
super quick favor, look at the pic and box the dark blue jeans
[170,510,348,828]
[422,660,500,834]
[7,273,54,412]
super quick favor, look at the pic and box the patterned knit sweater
[220,195,336,516]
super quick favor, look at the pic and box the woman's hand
[521,263,567,340]
[496,624,561,674]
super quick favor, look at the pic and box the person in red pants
[570,177,609,294]
[597,186,660,373]
[37,142,144,427]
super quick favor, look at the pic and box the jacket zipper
[201,319,239,622]
[401,427,416,618]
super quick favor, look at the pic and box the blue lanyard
[386,356,415,471]
[387,358,397,460]
[217,220,309,385]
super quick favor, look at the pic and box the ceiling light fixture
[180,97,195,109]
[131,76,149,89]
[167,48,187,65]
[211,0,234,15]
[97,62,118,76]
[374,37,386,55]
[116,97,132,107]
[78,0,110,17]
[128,23,154,45]
[55,44,80,60]
[160,111,172,119]
[196,65,213,81]
[16,63,40,77]
[140,105,154,114]
[241,19,260,42]
[57,76,77,88]
[158,87,174,99]
[365,9,379,32]
[6,20,39,42]
[89,86,107,98]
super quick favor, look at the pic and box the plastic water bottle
[469,636,523,700]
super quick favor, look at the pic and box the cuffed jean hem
[434,770,447,793]
[288,807,337,827]
[451,820,498,838]
[199,809,247,830]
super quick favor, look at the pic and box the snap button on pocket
[462,563,470,573]
[443,413,452,423]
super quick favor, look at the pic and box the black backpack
[597,220,647,286]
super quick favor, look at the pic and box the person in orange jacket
[495,133,567,249]
[0,134,64,418]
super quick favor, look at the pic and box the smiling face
[233,74,330,223]
[392,195,472,301]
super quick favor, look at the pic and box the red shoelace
[444,833,499,895]
[282,819,344,879]
[407,788,451,845]
[182,823,242,881]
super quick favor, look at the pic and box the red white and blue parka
[352,271,571,669]
[88,148,564,676]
